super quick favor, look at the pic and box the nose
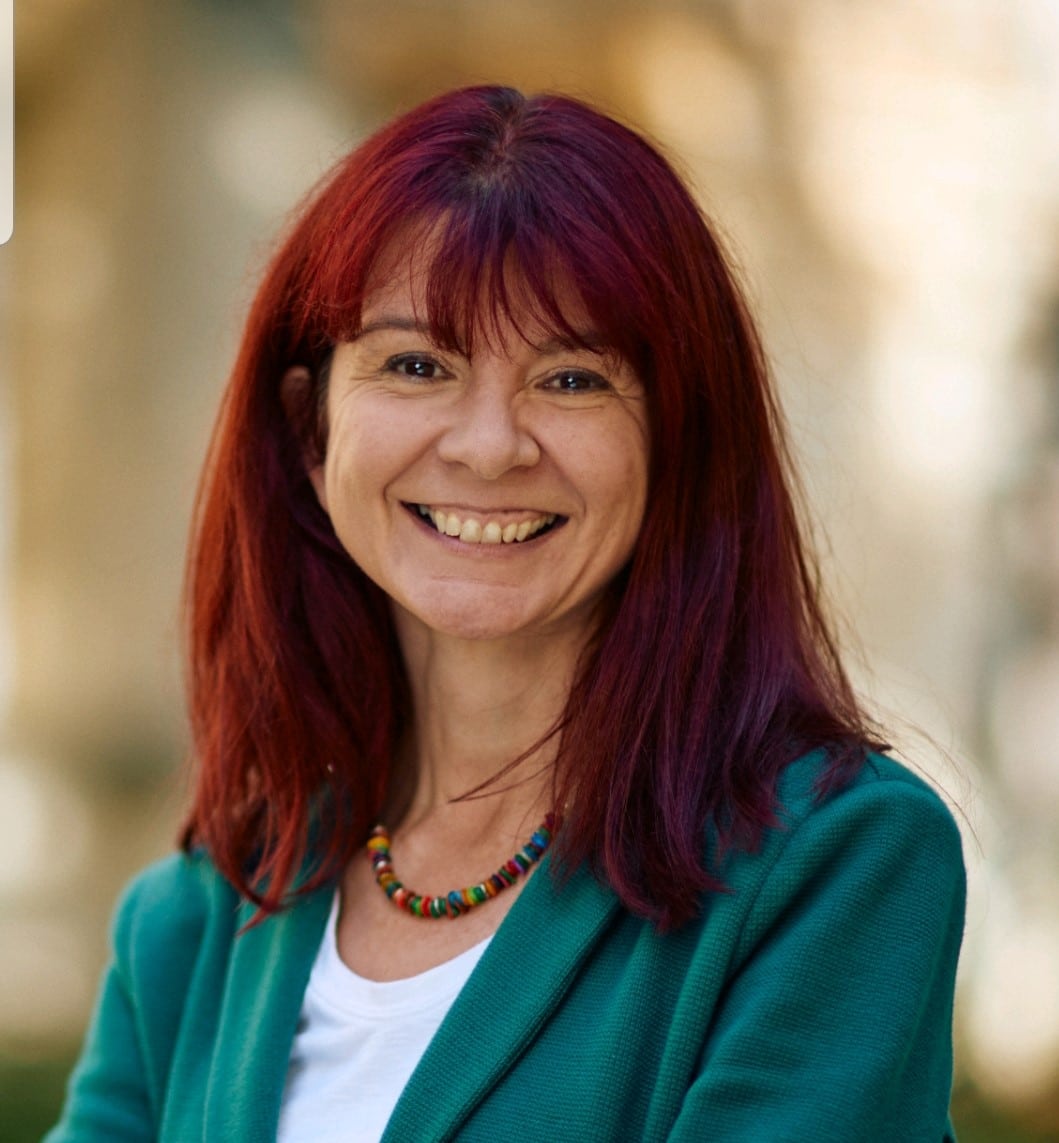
[436,378,541,479]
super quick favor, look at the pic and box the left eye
[386,354,445,380]
[545,370,608,393]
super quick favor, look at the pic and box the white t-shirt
[276,892,491,1143]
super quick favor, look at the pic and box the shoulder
[771,748,963,854]
[723,750,966,959]
[109,850,239,986]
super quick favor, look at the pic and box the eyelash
[543,370,610,393]
[382,354,612,393]
[385,353,448,380]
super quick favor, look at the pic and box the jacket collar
[203,882,333,1141]
[382,855,620,1141]
[201,854,618,1142]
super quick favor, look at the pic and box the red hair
[181,86,881,928]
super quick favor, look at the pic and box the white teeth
[416,506,556,545]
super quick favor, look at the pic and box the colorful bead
[367,813,556,920]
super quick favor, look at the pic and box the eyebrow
[355,316,429,339]
[353,315,613,356]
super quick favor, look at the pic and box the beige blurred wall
[3,0,1059,1128]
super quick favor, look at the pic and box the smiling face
[305,252,650,648]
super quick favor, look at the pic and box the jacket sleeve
[43,855,209,1142]
[668,772,966,1142]
[43,891,156,1141]
[43,959,154,1140]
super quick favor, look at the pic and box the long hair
[181,85,881,928]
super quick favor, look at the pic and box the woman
[48,86,965,1141]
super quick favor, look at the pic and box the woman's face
[306,253,650,646]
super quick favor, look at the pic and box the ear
[280,365,328,509]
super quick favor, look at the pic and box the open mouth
[406,504,564,545]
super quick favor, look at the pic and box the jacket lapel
[382,856,620,1142]
[203,883,333,1143]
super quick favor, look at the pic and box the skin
[287,250,649,978]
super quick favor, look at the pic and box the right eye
[385,354,447,381]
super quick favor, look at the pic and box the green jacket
[47,753,965,1141]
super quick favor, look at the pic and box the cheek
[595,428,649,509]
[320,409,388,493]
[313,432,371,528]
[613,442,650,548]
[316,409,436,534]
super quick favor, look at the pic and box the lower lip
[404,505,565,552]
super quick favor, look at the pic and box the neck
[390,609,590,830]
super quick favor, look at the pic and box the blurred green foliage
[951,1082,1059,1143]
[0,1051,77,1142]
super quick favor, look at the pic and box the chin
[419,608,538,643]
[390,589,529,641]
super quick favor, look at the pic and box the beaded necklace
[367,814,556,919]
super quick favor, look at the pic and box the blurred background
[2,1,1058,1139]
